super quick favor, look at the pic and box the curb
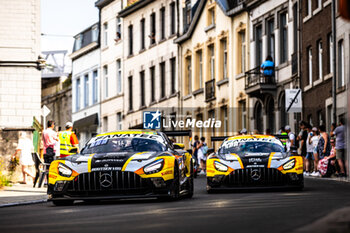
[0,199,47,208]
[305,176,350,183]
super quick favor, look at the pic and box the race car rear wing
[163,130,191,137]
[210,134,289,142]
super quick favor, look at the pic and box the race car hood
[219,152,288,168]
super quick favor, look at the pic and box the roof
[118,0,155,17]
[95,0,114,8]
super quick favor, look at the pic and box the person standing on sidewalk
[314,125,331,177]
[285,125,295,152]
[12,132,35,184]
[310,127,320,174]
[197,137,208,175]
[305,125,315,176]
[192,135,200,167]
[59,122,79,158]
[42,120,58,166]
[331,119,347,177]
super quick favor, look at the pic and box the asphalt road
[0,177,350,233]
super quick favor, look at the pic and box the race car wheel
[52,200,74,206]
[168,162,180,200]
[185,162,194,198]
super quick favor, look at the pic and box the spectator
[192,135,200,167]
[331,118,347,177]
[42,120,59,166]
[318,138,337,177]
[240,128,248,135]
[12,132,35,184]
[197,137,208,175]
[265,128,271,135]
[314,125,331,177]
[260,55,275,79]
[59,122,79,158]
[298,121,309,167]
[285,125,295,152]
[310,127,320,174]
[305,125,314,176]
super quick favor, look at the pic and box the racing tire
[161,162,180,201]
[52,200,74,206]
[184,162,194,198]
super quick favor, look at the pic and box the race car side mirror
[69,148,78,154]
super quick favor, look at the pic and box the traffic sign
[285,89,302,113]
[42,105,50,117]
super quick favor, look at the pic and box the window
[338,40,345,87]
[185,56,192,95]
[196,50,203,89]
[84,74,89,107]
[128,25,133,55]
[150,66,155,102]
[241,100,247,129]
[209,44,215,80]
[306,0,312,16]
[317,41,323,80]
[160,7,165,40]
[209,110,215,138]
[74,34,82,51]
[185,0,191,30]
[316,0,322,9]
[92,70,98,104]
[128,76,133,110]
[92,25,98,42]
[208,7,215,26]
[255,25,263,67]
[280,12,288,64]
[267,19,275,60]
[239,31,246,73]
[170,2,176,35]
[170,58,176,94]
[116,113,122,130]
[328,34,334,74]
[160,62,166,98]
[221,39,228,80]
[140,18,145,50]
[103,65,108,99]
[150,13,156,45]
[307,47,312,85]
[116,17,121,40]
[103,116,108,132]
[293,3,298,53]
[221,107,228,136]
[103,22,108,47]
[116,60,122,94]
[140,71,145,107]
[76,78,80,111]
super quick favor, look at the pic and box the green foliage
[0,158,13,188]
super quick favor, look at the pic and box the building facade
[96,0,125,133]
[0,0,42,157]
[301,0,333,129]
[246,0,300,134]
[119,0,181,130]
[71,23,101,147]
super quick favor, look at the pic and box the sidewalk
[0,183,47,208]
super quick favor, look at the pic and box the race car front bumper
[207,168,303,190]
[48,171,173,200]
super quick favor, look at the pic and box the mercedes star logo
[100,173,113,188]
[251,169,261,181]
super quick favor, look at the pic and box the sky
[41,0,99,69]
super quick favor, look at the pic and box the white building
[0,0,42,156]
[70,23,101,147]
[95,0,125,133]
[118,0,181,130]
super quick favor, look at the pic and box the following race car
[206,135,303,192]
[48,130,194,205]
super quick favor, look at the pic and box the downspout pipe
[332,0,337,124]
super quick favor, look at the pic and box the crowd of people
[12,120,79,185]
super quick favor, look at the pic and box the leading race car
[206,135,303,192]
[48,130,194,205]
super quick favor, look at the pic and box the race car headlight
[282,159,296,170]
[58,163,73,177]
[214,161,228,172]
[143,159,164,174]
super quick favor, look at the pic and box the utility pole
[332,0,337,124]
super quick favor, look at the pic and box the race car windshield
[81,138,166,154]
[219,141,284,156]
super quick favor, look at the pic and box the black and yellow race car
[206,135,303,192]
[48,130,194,205]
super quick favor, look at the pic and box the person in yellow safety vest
[279,127,288,147]
[59,122,79,158]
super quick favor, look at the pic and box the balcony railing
[205,79,215,102]
[244,67,276,97]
